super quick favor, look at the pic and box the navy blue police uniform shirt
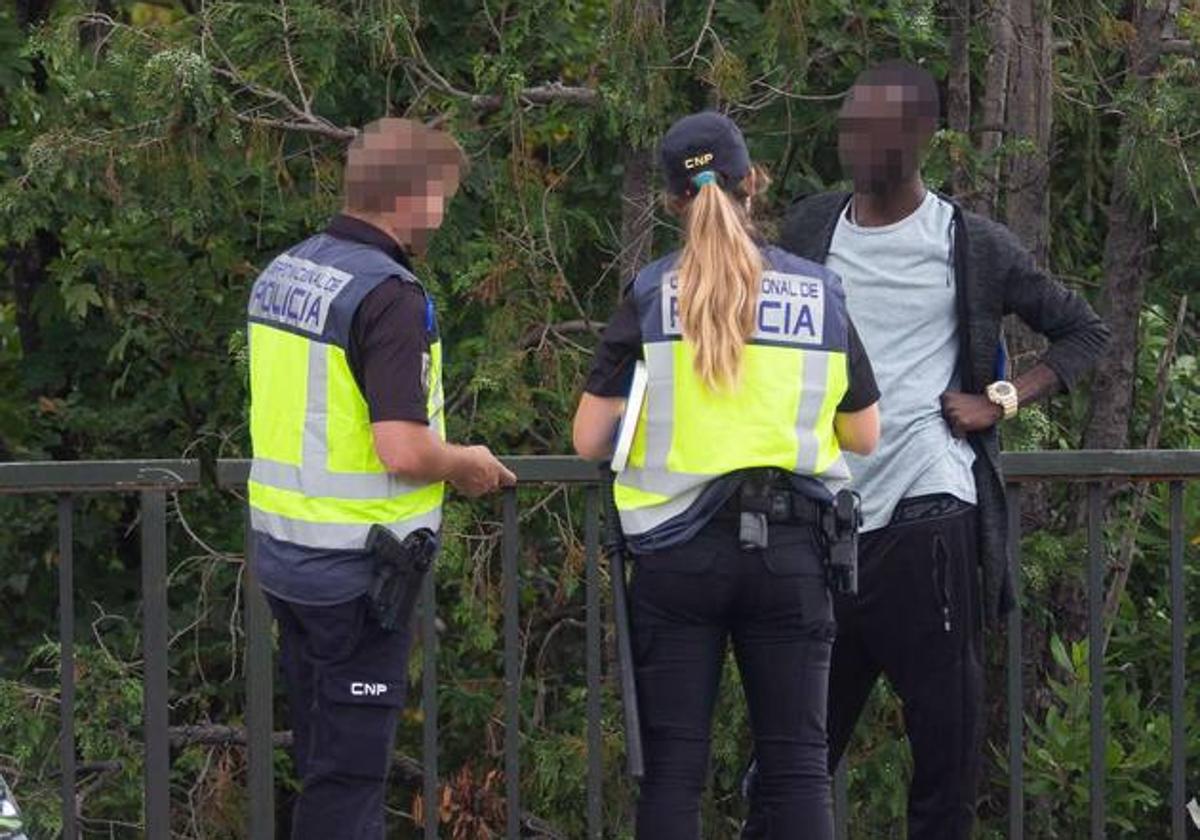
[254,215,434,606]
[585,284,879,410]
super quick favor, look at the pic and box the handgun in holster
[366,526,440,631]
[821,489,862,596]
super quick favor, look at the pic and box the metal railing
[1,450,1196,839]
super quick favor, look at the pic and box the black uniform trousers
[266,593,413,840]
[632,517,836,840]
[743,496,984,840]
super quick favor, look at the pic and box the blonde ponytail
[675,171,765,391]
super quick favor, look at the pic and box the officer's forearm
[834,403,880,455]
[573,393,624,461]
[399,439,494,487]
[400,439,464,484]
[372,420,458,483]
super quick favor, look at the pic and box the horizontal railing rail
[2,450,1195,839]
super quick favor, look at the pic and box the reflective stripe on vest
[614,248,851,539]
[247,236,445,551]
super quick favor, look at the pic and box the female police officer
[573,112,880,839]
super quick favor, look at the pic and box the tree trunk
[1003,0,1053,268]
[5,4,59,407]
[996,0,1055,551]
[613,0,664,296]
[947,0,972,197]
[617,146,655,293]
[7,231,57,359]
[1083,0,1180,451]
[79,0,115,55]
[15,0,56,28]
[969,0,1012,217]
[1001,0,1055,384]
[977,3,1055,822]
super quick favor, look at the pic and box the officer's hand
[940,391,1003,438]
[451,446,518,497]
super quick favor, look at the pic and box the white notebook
[610,361,648,473]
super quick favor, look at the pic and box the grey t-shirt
[826,191,977,532]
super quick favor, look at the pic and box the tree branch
[1100,293,1188,653]
[454,81,601,114]
[167,725,567,838]
[1161,38,1197,56]
[519,320,607,350]
[276,0,312,115]
[234,112,355,141]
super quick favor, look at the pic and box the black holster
[820,490,862,596]
[366,526,439,631]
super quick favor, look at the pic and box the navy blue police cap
[660,111,752,196]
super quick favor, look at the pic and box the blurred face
[392,171,458,252]
[344,119,464,251]
[838,82,934,195]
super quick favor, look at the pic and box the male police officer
[246,118,515,839]
[743,61,1109,838]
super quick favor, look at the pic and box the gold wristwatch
[985,380,1019,420]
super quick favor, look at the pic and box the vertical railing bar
[58,495,77,840]
[1086,483,1105,840]
[584,486,603,839]
[243,512,274,840]
[141,490,170,838]
[833,758,848,840]
[1006,483,1024,840]
[422,568,439,839]
[1168,481,1185,840]
[503,488,521,839]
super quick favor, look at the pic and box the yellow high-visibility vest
[247,234,445,549]
[615,245,852,545]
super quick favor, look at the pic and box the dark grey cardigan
[779,192,1111,622]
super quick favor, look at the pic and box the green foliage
[0,0,1196,836]
[1024,632,1198,836]
[2,641,145,837]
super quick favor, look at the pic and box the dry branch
[167,725,567,838]
[1100,294,1188,653]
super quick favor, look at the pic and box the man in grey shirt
[743,61,1109,839]
[830,187,977,531]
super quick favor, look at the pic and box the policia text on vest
[611,245,858,551]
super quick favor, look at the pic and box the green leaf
[60,282,102,320]
[1050,634,1074,675]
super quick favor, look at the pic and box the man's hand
[450,445,517,497]
[940,391,1003,438]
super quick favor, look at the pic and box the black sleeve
[997,226,1110,391]
[583,292,644,397]
[837,319,880,412]
[346,280,431,424]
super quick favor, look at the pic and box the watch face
[991,381,1016,399]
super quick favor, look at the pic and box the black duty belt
[713,480,826,526]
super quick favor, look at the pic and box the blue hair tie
[691,170,718,188]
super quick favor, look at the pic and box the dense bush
[1,1,1196,836]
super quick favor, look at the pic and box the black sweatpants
[831,501,983,838]
[266,593,414,840]
[632,517,836,840]
[743,497,984,839]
